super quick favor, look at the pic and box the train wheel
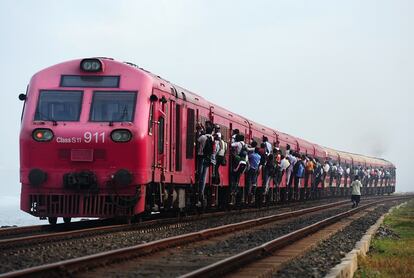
[63,217,71,224]
[48,217,57,225]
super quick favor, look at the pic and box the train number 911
[84,132,105,143]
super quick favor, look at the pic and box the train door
[169,99,176,176]
[151,94,167,182]
[148,92,168,211]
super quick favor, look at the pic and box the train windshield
[90,91,137,122]
[35,90,83,121]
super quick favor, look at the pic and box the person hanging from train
[213,124,222,141]
[286,143,291,156]
[262,136,272,156]
[257,142,267,190]
[322,160,330,189]
[286,150,296,186]
[212,132,224,185]
[263,152,276,199]
[350,175,362,208]
[197,126,215,206]
[358,166,365,183]
[247,147,261,204]
[293,154,305,201]
[374,168,379,187]
[311,158,323,199]
[380,167,385,186]
[279,154,290,180]
[273,148,283,189]
[344,164,351,187]
[329,162,337,187]
[286,151,297,200]
[231,129,240,143]
[212,125,226,185]
[274,140,281,152]
[230,133,248,200]
[329,162,337,195]
[385,169,391,187]
[337,164,344,187]
[304,157,314,193]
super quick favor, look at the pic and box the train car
[18,57,396,223]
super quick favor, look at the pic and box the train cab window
[35,90,83,121]
[90,91,136,122]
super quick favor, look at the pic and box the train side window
[148,102,154,135]
[158,117,165,154]
[186,108,195,159]
[175,104,182,171]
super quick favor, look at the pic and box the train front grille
[28,194,134,217]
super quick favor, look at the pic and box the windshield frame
[34,90,83,122]
[89,91,138,123]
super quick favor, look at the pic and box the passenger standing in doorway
[350,175,362,208]
[197,126,214,205]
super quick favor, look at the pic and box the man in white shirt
[262,136,272,156]
[350,175,362,208]
[323,161,330,188]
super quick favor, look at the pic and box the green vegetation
[356,199,414,278]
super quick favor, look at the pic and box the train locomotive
[18,58,396,224]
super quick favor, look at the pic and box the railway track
[0,195,389,243]
[0,219,115,241]
[181,201,393,278]
[0,197,351,248]
[1,195,409,277]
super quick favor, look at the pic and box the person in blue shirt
[247,148,261,203]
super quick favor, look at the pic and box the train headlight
[111,129,132,142]
[29,168,47,186]
[113,169,132,186]
[32,129,54,142]
[80,58,103,72]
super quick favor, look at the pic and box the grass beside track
[355,199,414,278]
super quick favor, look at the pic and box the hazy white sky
[0,0,413,202]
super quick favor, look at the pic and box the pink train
[18,58,396,224]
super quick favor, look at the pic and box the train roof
[132,60,394,168]
[38,58,393,169]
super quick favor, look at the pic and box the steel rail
[180,196,413,278]
[0,195,392,241]
[0,199,357,277]
[0,197,357,249]
[0,219,109,239]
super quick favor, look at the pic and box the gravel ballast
[273,201,401,278]
[0,198,348,274]
[82,205,363,277]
